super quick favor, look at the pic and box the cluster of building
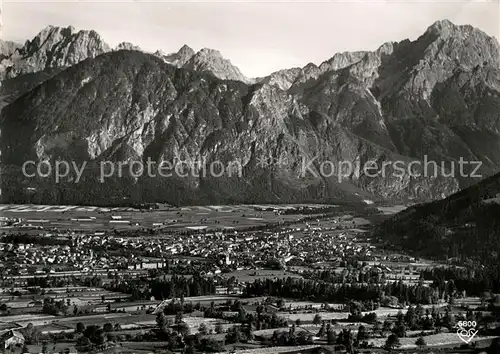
[0,215,378,281]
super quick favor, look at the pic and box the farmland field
[0,313,56,322]
[214,344,321,354]
[17,312,158,331]
[282,301,344,310]
[0,204,339,232]
[301,322,373,333]
[377,205,409,215]
[368,333,498,348]
[277,312,349,322]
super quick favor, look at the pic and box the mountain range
[1,20,500,206]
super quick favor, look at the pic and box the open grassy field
[277,312,349,323]
[301,322,373,334]
[282,301,344,310]
[59,313,156,327]
[0,313,56,326]
[15,312,158,331]
[286,214,371,231]
[253,326,311,337]
[275,304,453,325]
[368,333,498,349]
[457,297,482,309]
[214,344,321,354]
[377,205,409,215]
[176,295,241,304]
[0,204,338,232]
[1,288,131,311]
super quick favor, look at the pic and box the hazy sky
[2,0,500,77]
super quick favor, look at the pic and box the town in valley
[0,203,497,354]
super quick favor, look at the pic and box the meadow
[0,204,337,232]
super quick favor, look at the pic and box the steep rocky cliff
[0,50,456,205]
[0,20,499,206]
[156,45,195,67]
[183,48,251,83]
[0,25,110,80]
[0,25,111,108]
[0,27,251,106]
[0,40,21,59]
[267,20,500,187]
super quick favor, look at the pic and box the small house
[0,330,25,349]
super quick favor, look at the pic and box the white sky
[2,0,500,77]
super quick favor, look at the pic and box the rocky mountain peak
[422,19,500,54]
[2,20,500,206]
[115,42,141,51]
[25,25,104,54]
[421,19,500,61]
[1,25,111,79]
[319,51,368,72]
[261,52,374,92]
[196,48,222,58]
[396,19,500,100]
[0,40,21,59]
[425,19,457,36]
[304,62,317,70]
[155,44,195,68]
[177,44,195,57]
[183,47,250,83]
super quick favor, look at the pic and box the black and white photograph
[0,0,499,353]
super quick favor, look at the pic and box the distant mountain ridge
[1,20,500,206]
[0,25,110,79]
[0,25,252,84]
